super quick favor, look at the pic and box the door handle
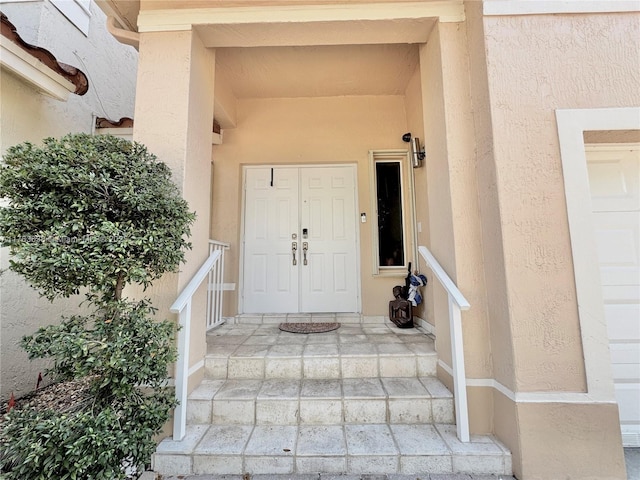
[303,242,308,266]
[292,242,298,266]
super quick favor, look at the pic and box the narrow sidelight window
[375,161,405,268]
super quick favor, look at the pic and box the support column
[461,2,628,478]
[132,28,215,400]
[419,20,493,434]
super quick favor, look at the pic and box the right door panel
[300,166,359,312]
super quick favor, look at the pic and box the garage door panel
[612,364,640,382]
[610,343,640,366]
[587,144,640,447]
[602,285,640,301]
[604,303,640,340]
[615,384,640,422]
[587,147,640,212]
[593,212,640,285]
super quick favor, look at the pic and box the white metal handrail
[207,240,229,329]
[418,245,471,442]
[169,245,224,441]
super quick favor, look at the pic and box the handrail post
[449,296,470,442]
[170,241,229,441]
[173,301,191,441]
[208,241,228,329]
[418,245,470,442]
[217,246,225,325]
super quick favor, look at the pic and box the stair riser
[187,397,455,426]
[232,315,386,325]
[204,355,437,380]
[153,453,511,476]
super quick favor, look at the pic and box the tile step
[205,353,437,381]
[205,323,436,381]
[187,377,454,426]
[153,423,512,476]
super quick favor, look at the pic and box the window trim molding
[369,149,412,276]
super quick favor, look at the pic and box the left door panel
[243,168,299,313]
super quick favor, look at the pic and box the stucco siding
[484,11,640,394]
[516,400,626,479]
[473,10,638,479]
[404,56,434,326]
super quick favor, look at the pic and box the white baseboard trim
[438,360,617,404]
[208,283,236,291]
[188,359,204,377]
[413,316,435,334]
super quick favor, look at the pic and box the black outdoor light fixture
[402,132,426,168]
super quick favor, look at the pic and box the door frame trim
[238,163,362,314]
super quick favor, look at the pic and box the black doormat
[279,322,341,334]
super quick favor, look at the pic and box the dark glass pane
[376,162,404,267]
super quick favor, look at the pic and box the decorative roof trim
[136,2,465,33]
[95,117,134,128]
[484,0,640,16]
[1,12,89,95]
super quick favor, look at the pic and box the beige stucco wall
[133,29,215,377]
[403,55,434,326]
[418,21,492,434]
[517,400,626,479]
[418,24,452,368]
[483,9,638,393]
[0,1,137,402]
[439,19,492,383]
[470,8,639,479]
[210,94,419,316]
[490,13,639,375]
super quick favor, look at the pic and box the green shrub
[0,133,195,301]
[21,299,177,399]
[1,390,175,480]
[0,134,194,478]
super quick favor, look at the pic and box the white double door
[242,165,359,314]
[587,144,640,447]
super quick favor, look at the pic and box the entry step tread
[153,423,512,476]
[205,322,436,380]
[187,377,454,425]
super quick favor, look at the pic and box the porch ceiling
[215,43,421,99]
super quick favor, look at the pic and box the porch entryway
[152,316,512,476]
[241,165,359,314]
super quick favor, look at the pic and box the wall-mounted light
[402,132,426,168]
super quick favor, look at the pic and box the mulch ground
[0,376,93,420]
[0,376,148,478]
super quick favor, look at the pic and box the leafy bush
[0,133,195,301]
[1,390,175,480]
[22,299,177,399]
[0,134,194,478]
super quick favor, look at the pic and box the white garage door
[587,144,640,447]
